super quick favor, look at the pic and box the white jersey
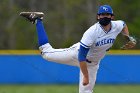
[78,20,125,62]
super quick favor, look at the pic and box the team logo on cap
[103,7,108,11]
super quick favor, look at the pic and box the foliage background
[0,0,140,49]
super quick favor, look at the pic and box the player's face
[97,13,114,26]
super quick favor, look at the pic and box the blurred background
[0,0,140,93]
[0,0,140,49]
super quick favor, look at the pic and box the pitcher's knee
[39,43,53,52]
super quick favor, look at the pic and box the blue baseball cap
[97,5,113,15]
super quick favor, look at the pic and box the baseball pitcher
[20,5,136,93]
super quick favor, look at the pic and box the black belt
[86,59,92,63]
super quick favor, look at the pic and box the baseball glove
[120,36,137,50]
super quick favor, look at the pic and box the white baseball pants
[39,43,100,93]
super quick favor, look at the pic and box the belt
[86,59,92,63]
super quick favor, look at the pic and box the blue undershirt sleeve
[78,45,90,62]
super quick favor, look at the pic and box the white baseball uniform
[39,20,125,93]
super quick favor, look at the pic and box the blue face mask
[99,17,111,26]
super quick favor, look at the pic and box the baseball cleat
[19,12,44,24]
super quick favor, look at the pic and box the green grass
[94,84,140,93]
[0,84,139,93]
[0,85,78,93]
